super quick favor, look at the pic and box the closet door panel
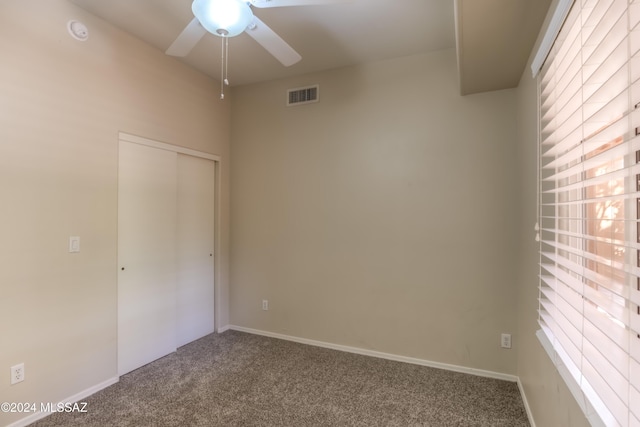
[117,141,177,375]
[176,154,215,347]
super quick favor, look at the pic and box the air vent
[287,85,319,106]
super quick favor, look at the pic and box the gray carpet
[32,330,530,426]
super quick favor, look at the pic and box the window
[536,0,640,425]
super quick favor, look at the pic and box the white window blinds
[538,0,640,426]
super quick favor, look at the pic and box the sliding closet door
[117,141,177,376]
[176,154,215,347]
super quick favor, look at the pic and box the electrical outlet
[10,363,24,385]
[262,300,268,311]
[501,333,512,349]
[69,236,80,253]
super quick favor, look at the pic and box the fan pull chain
[225,36,230,86]
[220,37,231,100]
[220,37,225,99]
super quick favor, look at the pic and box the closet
[117,133,216,375]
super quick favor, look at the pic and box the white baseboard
[217,324,230,333]
[227,325,518,383]
[517,377,536,427]
[6,376,119,427]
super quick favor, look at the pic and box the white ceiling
[68,0,551,94]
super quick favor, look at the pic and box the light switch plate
[69,236,80,253]
[501,333,512,349]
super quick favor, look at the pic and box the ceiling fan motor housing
[192,0,254,37]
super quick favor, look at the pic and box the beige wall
[514,26,591,427]
[230,49,520,375]
[0,1,230,425]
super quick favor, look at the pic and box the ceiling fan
[166,0,351,67]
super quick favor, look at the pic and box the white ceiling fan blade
[165,17,207,57]
[250,0,352,8]
[245,16,302,67]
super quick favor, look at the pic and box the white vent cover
[287,85,319,106]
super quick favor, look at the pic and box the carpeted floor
[32,330,530,426]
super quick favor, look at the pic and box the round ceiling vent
[67,20,89,41]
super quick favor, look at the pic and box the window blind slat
[543,194,640,212]
[631,334,640,362]
[581,357,627,426]
[542,84,582,137]
[583,89,631,140]
[582,338,628,403]
[540,7,583,86]
[583,315,629,379]
[543,162,640,194]
[582,0,627,67]
[582,1,628,81]
[543,109,584,154]
[583,62,629,120]
[541,285,584,334]
[540,269,628,332]
[632,287,640,306]
[632,0,640,33]
[541,90,632,158]
[584,302,629,352]
[542,116,628,172]
[632,308,640,335]
[541,298,584,352]
[539,308,584,368]
[538,227,640,252]
[541,248,630,312]
[629,355,640,389]
[631,393,640,425]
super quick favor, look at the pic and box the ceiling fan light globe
[192,0,253,37]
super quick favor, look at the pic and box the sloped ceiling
[67,0,552,95]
